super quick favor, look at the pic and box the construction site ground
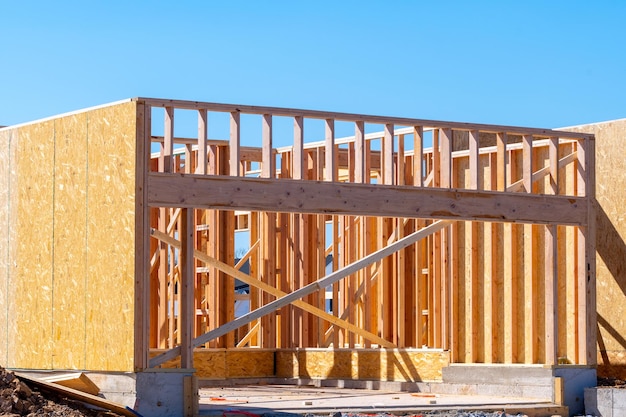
[197,385,569,417]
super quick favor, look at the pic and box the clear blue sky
[1,1,625,129]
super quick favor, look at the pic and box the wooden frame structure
[0,98,596,383]
[135,98,596,378]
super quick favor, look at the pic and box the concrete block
[443,365,554,386]
[135,370,196,417]
[585,387,612,417]
[613,387,626,415]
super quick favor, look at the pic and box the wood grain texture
[148,173,587,225]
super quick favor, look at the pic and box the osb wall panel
[0,129,14,366]
[567,120,626,377]
[294,349,448,382]
[150,349,275,379]
[52,113,88,370]
[13,120,55,368]
[0,100,137,372]
[85,101,137,371]
[275,350,298,378]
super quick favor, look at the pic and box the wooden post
[544,136,559,365]
[469,130,480,190]
[522,135,533,193]
[577,135,596,365]
[355,121,365,184]
[383,123,394,185]
[325,119,336,182]
[496,132,508,192]
[440,128,452,188]
[414,126,424,187]
[230,112,241,176]
[262,114,273,178]
[180,208,195,369]
[197,110,207,175]
[163,107,174,173]
[293,116,304,180]
[134,102,150,370]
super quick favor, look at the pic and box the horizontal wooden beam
[147,173,587,226]
[135,97,589,139]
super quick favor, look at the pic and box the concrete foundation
[585,387,626,417]
[441,364,596,416]
[15,369,198,417]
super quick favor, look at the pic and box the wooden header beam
[147,173,587,226]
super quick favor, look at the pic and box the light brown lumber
[137,97,590,139]
[180,208,195,369]
[149,220,451,367]
[196,109,208,174]
[230,112,241,176]
[440,128,452,188]
[147,173,588,226]
[469,130,480,190]
[15,373,135,417]
[135,102,150,370]
[496,132,508,191]
[262,114,273,178]
[325,119,336,182]
[577,136,596,365]
[293,116,304,180]
[522,135,533,192]
[383,124,394,185]
[163,107,174,173]
[40,373,100,396]
[414,126,424,187]
[355,121,365,183]
[506,151,576,193]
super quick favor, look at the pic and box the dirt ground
[597,376,626,388]
[0,367,121,417]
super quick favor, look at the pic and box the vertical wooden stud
[262,114,273,178]
[522,134,533,193]
[355,121,365,184]
[134,102,150,370]
[440,128,452,188]
[469,130,480,190]
[383,124,394,185]
[496,132,508,191]
[230,112,240,176]
[197,109,207,175]
[325,119,336,182]
[293,116,304,180]
[577,135,596,365]
[544,136,559,364]
[413,126,424,187]
[180,208,195,369]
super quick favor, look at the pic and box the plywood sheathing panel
[52,113,88,370]
[296,349,448,382]
[85,101,137,371]
[13,120,55,368]
[566,120,626,376]
[151,349,274,379]
[226,349,274,378]
[0,128,13,365]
